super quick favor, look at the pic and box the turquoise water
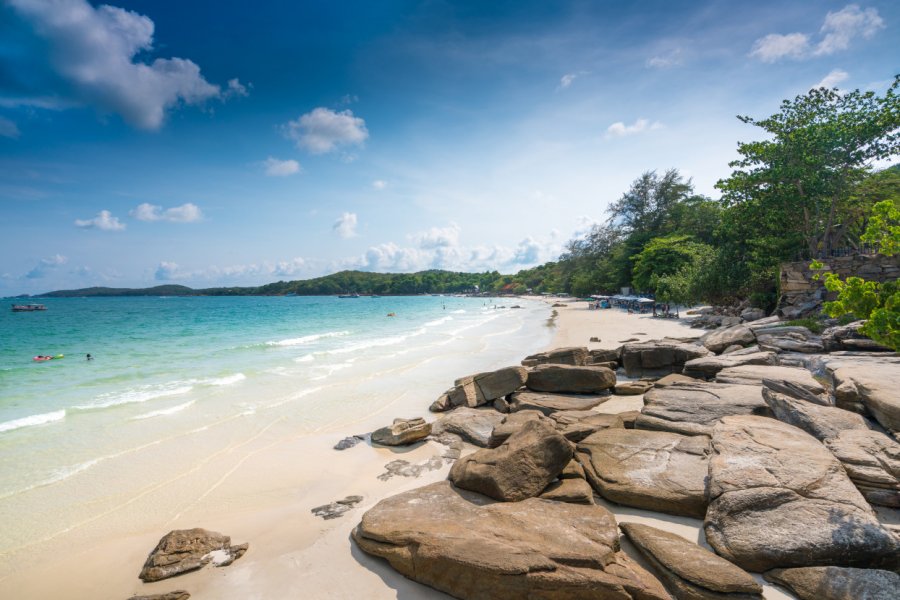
[0,295,552,564]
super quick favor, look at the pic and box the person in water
[86,353,93,360]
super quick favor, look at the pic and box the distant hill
[40,285,202,297]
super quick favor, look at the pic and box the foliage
[784,318,825,335]
[631,235,715,293]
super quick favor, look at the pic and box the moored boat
[12,304,47,312]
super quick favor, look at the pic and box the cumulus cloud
[372,179,388,190]
[646,49,683,68]
[333,212,358,238]
[75,209,126,231]
[154,261,181,281]
[750,5,883,63]
[224,78,249,98]
[263,157,301,177]
[606,118,663,138]
[511,237,541,265]
[7,0,227,129]
[130,202,202,222]
[25,254,67,279]
[410,223,461,249]
[0,117,20,139]
[284,107,368,154]
[813,69,849,90]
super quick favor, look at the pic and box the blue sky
[1,0,897,294]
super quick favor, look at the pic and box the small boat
[12,303,47,312]
[338,293,360,298]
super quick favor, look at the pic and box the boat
[12,303,47,312]
[338,293,360,298]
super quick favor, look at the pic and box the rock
[488,410,549,447]
[653,373,701,388]
[621,340,710,378]
[594,360,619,370]
[822,320,893,352]
[577,428,710,518]
[449,419,573,501]
[138,529,248,582]
[559,458,585,479]
[589,336,601,342]
[589,347,621,364]
[429,392,451,412]
[831,364,900,435]
[745,316,783,330]
[492,397,510,413]
[509,391,610,415]
[764,567,900,600]
[754,326,825,354]
[352,481,670,600]
[371,417,431,446]
[377,457,444,481]
[333,434,365,450]
[616,380,654,395]
[311,495,364,519]
[704,415,900,572]
[549,410,624,442]
[127,593,190,600]
[716,364,825,398]
[721,344,744,354]
[682,351,777,379]
[444,366,529,409]
[621,522,763,600]
[539,477,595,504]
[825,429,900,507]
[521,346,589,367]
[618,410,640,428]
[526,364,616,394]
[762,386,869,441]
[432,407,505,447]
[701,325,756,354]
[637,382,770,437]
[740,308,766,322]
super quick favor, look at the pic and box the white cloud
[8,0,227,129]
[75,209,126,231]
[333,212,358,238]
[372,179,388,190]
[25,254,67,279]
[410,223,461,249]
[750,5,884,63]
[225,78,249,98]
[130,202,202,222]
[646,49,683,68]
[0,117,20,139]
[749,33,810,62]
[813,69,849,90]
[815,4,884,56]
[283,107,369,154]
[605,118,663,138]
[154,261,181,281]
[511,237,541,265]
[263,157,301,177]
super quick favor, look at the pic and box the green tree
[631,235,715,293]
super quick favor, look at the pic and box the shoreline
[1,299,798,600]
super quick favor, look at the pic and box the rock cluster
[139,529,248,583]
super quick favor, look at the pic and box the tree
[717,76,900,258]
[631,235,715,293]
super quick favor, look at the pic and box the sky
[1,0,898,295]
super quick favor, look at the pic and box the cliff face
[777,254,899,318]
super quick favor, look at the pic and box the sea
[0,295,552,568]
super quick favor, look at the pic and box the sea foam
[265,330,350,347]
[0,409,66,434]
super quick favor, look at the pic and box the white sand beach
[1,299,799,600]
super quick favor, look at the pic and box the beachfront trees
[631,235,715,295]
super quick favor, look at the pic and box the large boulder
[822,320,893,352]
[441,366,529,409]
[616,380,655,395]
[549,410,624,442]
[620,523,763,600]
[704,415,900,572]
[521,346,589,367]
[139,528,248,582]
[352,481,671,600]
[715,364,825,398]
[588,347,621,365]
[371,417,432,446]
[526,364,616,394]
[449,419,573,502]
[509,390,610,415]
[832,364,900,435]
[621,340,710,378]
[431,407,505,447]
[763,566,900,600]
[740,308,766,322]
[825,429,900,508]
[753,325,824,354]
[539,477,595,505]
[577,428,710,518]
[761,387,869,441]
[701,325,756,354]
[487,410,549,447]
[636,382,769,437]
[682,351,777,379]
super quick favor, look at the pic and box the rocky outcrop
[449,419,573,502]
[487,410,548,447]
[701,325,756,354]
[762,387,869,441]
[825,429,900,508]
[539,477,595,504]
[352,480,670,600]
[549,410,624,442]
[822,321,892,352]
[740,308,766,322]
[704,415,900,572]
[138,529,248,582]
[682,351,777,379]
[753,325,824,354]
[637,382,769,437]
[526,364,616,394]
[620,523,763,600]
[763,566,900,600]
[716,364,825,397]
[432,407,505,447]
[588,347,621,365]
[653,373,701,387]
[521,346,588,367]
[831,364,900,435]
[577,428,710,518]
[371,417,431,446]
[435,366,528,410]
[509,391,610,415]
[621,340,710,378]
[616,380,654,395]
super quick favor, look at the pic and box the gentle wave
[326,328,428,355]
[424,316,453,327]
[265,330,350,347]
[72,384,193,411]
[294,354,314,363]
[0,409,66,434]
[204,373,246,386]
[451,309,466,314]
[131,400,196,421]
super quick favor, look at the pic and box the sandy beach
[1,298,798,600]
